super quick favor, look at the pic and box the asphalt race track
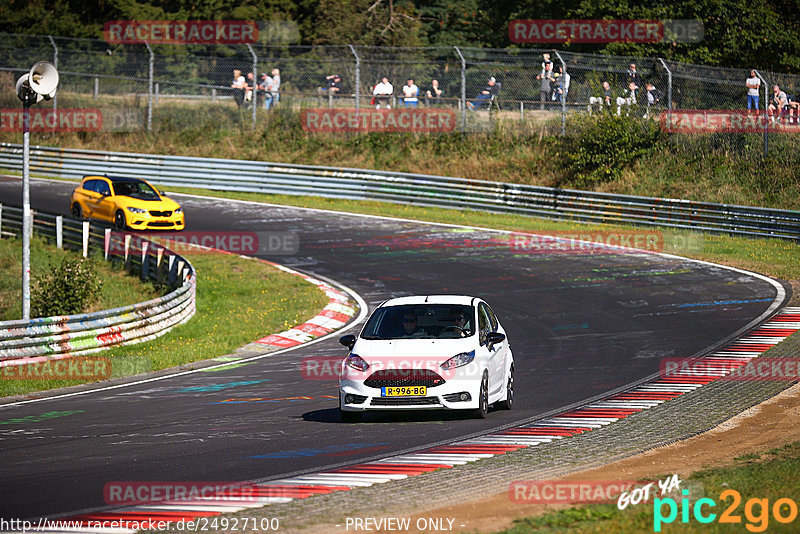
[0,176,785,520]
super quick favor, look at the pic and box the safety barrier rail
[0,202,196,362]
[0,143,798,240]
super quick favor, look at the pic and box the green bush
[564,113,666,185]
[31,257,103,318]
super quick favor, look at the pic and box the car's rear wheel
[496,364,514,410]
[114,210,127,230]
[71,203,83,219]
[472,373,489,419]
[339,395,362,423]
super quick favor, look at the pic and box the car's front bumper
[127,213,185,230]
[339,377,482,412]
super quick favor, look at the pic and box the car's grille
[364,369,445,388]
[147,221,175,227]
[149,210,172,217]
[371,396,441,406]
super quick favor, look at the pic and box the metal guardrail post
[553,49,566,136]
[48,35,58,117]
[0,204,3,237]
[349,45,360,116]
[247,44,257,127]
[82,221,90,258]
[454,46,466,133]
[658,58,672,132]
[56,215,63,249]
[145,41,153,132]
[755,69,768,156]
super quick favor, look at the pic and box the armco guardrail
[0,203,196,362]
[1,143,799,240]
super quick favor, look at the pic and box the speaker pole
[22,98,31,320]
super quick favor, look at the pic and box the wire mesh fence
[2,32,798,155]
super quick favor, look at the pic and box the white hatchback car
[338,295,514,422]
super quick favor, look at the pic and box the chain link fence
[2,32,798,154]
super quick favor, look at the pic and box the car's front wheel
[71,203,83,219]
[114,210,127,230]
[472,372,489,419]
[496,364,514,410]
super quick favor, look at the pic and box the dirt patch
[302,382,800,534]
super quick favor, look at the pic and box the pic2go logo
[654,489,799,532]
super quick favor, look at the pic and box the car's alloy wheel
[114,210,126,230]
[497,364,514,410]
[339,394,362,423]
[472,373,489,419]
[71,203,83,219]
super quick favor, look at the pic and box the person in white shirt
[231,69,246,108]
[768,85,788,124]
[402,79,419,108]
[373,77,393,109]
[270,68,281,107]
[616,81,638,116]
[746,70,760,114]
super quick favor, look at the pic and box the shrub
[31,257,103,317]
[564,113,666,185]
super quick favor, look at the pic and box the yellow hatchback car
[71,175,185,231]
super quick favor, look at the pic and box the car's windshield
[112,180,161,200]
[360,304,475,340]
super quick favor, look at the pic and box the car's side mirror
[339,335,356,350]
[487,332,505,347]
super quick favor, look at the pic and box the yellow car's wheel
[71,203,84,220]
[114,210,127,230]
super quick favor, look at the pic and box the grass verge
[0,235,163,322]
[0,248,328,397]
[497,441,800,533]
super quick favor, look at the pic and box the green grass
[0,248,328,397]
[497,442,800,533]
[0,236,163,322]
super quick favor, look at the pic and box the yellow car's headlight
[174,208,183,214]
[126,206,147,214]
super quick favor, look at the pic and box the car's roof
[82,175,146,184]
[380,295,477,307]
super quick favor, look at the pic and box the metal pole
[553,50,566,136]
[247,44,257,127]
[755,70,768,156]
[155,82,159,106]
[454,46,466,133]
[94,77,99,100]
[48,36,58,117]
[658,58,672,131]
[22,101,31,320]
[145,42,153,132]
[349,45,360,117]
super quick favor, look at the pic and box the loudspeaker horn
[28,61,59,99]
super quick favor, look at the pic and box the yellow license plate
[381,386,427,397]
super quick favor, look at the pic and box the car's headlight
[126,206,147,213]
[174,208,183,214]
[440,350,475,370]
[346,353,370,372]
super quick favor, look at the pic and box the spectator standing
[553,66,570,103]
[536,59,555,110]
[261,72,274,110]
[426,79,443,106]
[466,76,500,110]
[231,69,246,108]
[402,79,419,108]
[746,70,761,114]
[245,72,256,106]
[626,63,642,90]
[270,68,281,107]
[768,85,788,124]
[373,77,393,109]
[325,74,341,94]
